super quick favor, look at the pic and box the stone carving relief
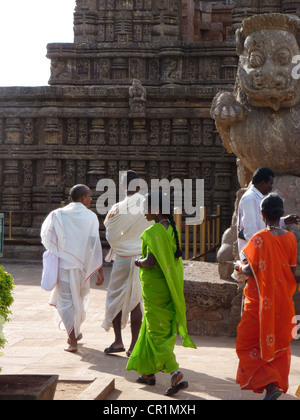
[211,13,300,178]
[73,0,180,44]
[24,119,34,145]
[129,79,146,117]
[211,13,300,269]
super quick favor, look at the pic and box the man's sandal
[104,344,126,354]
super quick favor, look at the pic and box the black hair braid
[167,213,183,259]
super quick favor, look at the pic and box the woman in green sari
[126,192,196,396]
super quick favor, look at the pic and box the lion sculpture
[211,13,300,272]
[211,13,300,180]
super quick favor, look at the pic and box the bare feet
[65,329,78,352]
[64,344,78,353]
[67,333,82,345]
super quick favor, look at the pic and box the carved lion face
[237,29,300,110]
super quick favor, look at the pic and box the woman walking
[235,193,297,400]
[126,192,196,396]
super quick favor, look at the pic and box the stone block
[201,12,212,23]
[202,30,223,42]
[218,261,234,281]
[184,261,239,337]
[199,1,212,13]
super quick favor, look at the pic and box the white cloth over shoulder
[41,202,103,337]
[41,202,103,282]
[102,193,152,331]
[104,193,151,258]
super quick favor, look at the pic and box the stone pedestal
[184,261,240,337]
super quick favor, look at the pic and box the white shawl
[104,193,152,258]
[41,202,103,283]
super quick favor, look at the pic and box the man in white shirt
[41,184,104,352]
[102,171,152,357]
[238,168,299,259]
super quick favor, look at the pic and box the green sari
[126,223,196,375]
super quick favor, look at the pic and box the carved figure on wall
[129,79,146,117]
[51,59,70,81]
[129,79,146,101]
[163,59,181,83]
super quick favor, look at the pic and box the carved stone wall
[0,0,239,258]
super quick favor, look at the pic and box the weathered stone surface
[211,11,300,282]
[183,261,239,336]
[211,13,300,177]
[217,187,246,275]
[273,175,300,264]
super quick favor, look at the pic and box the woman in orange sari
[235,193,297,400]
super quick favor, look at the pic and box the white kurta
[237,185,286,260]
[102,193,152,331]
[41,202,103,337]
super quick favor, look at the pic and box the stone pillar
[5,118,22,145]
[44,116,62,145]
[90,119,106,145]
[2,160,20,210]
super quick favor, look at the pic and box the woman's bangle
[135,259,141,268]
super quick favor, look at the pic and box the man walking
[102,171,152,357]
[41,184,104,352]
[237,167,299,259]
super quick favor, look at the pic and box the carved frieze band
[47,46,238,85]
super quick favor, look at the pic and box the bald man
[41,184,104,352]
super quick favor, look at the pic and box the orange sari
[236,229,297,394]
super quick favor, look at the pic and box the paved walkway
[1,261,300,400]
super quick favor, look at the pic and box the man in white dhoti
[102,171,152,357]
[41,184,104,352]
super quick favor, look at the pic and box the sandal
[165,381,189,396]
[136,375,156,386]
[263,391,282,400]
[104,344,125,354]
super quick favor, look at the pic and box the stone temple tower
[0,0,239,258]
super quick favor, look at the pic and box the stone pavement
[1,260,300,401]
